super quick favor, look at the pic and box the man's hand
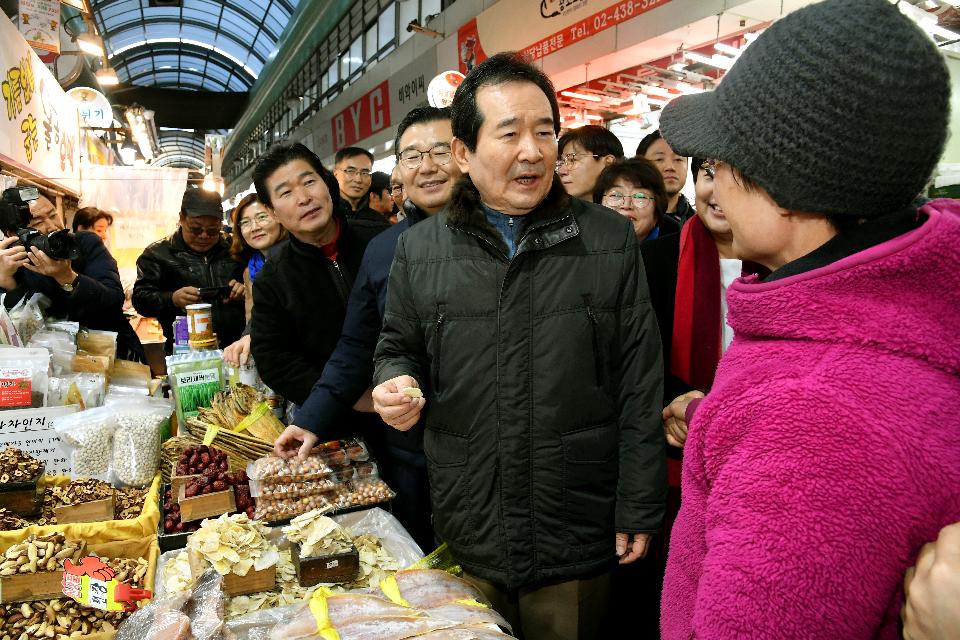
[0,236,28,287]
[223,335,252,367]
[663,390,705,448]
[373,375,424,431]
[227,279,245,302]
[903,522,960,640]
[274,425,319,460]
[23,246,75,285]
[172,286,201,309]
[616,532,652,565]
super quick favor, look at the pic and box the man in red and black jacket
[249,143,387,421]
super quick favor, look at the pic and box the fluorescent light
[202,174,217,192]
[95,68,119,86]
[76,33,104,57]
[714,42,741,57]
[640,85,671,98]
[684,51,735,70]
[561,90,603,103]
[925,0,939,8]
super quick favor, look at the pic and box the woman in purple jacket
[656,1,960,638]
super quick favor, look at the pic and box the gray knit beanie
[659,0,950,217]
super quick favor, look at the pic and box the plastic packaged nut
[253,493,333,522]
[54,406,118,480]
[342,439,369,462]
[333,478,396,509]
[247,453,334,484]
[110,397,172,487]
[253,478,339,500]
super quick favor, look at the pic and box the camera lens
[45,230,80,261]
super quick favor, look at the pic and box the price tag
[203,423,219,445]
[61,556,152,612]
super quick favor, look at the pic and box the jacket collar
[288,210,351,259]
[170,227,228,257]
[402,199,429,226]
[445,175,577,255]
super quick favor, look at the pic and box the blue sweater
[294,203,426,453]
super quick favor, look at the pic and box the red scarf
[671,216,723,391]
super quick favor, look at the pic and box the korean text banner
[0,11,81,194]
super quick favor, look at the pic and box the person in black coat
[249,143,386,411]
[132,189,246,351]
[0,194,143,361]
[274,106,459,552]
[332,147,389,225]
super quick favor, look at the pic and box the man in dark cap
[132,188,246,351]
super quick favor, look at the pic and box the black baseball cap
[181,188,224,218]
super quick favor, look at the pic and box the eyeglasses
[186,225,221,237]
[238,212,272,231]
[602,191,655,210]
[555,152,600,169]
[390,184,404,194]
[399,145,453,170]
[337,167,372,179]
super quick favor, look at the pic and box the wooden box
[0,485,40,517]
[54,496,115,524]
[291,542,360,587]
[178,485,236,523]
[0,569,64,603]
[170,463,199,504]
[222,564,277,596]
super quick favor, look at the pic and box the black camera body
[0,186,80,261]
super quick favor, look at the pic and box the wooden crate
[178,486,236,523]
[0,485,40,516]
[0,569,64,603]
[222,564,277,596]
[291,543,360,587]
[169,463,199,504]
[54,496,115,524]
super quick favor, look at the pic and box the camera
[0,187,80,261]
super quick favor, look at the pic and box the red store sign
[331,80,391,152]
[521,0,673,61]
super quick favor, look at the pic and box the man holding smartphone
[133,188,245,351]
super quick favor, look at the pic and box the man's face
[368,189,394,215]
[452,81,557,215]
[334,154,373,204]
[643,138,688,197]
[390,166,406,210]
[180,215,222,253]
[91,218,109,242]
[398,119,460,215]
[28,196,63,234]
[264,158,334,240]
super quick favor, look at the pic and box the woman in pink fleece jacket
[655,0,960,638]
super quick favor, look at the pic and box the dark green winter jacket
[375,177,666,589]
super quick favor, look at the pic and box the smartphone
[198,285,232,300]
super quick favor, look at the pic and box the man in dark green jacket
[373,52,666,639]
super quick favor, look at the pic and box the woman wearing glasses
[223,193,287,368]
[593,158,681,241]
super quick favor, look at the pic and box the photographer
[0,192,143,361]
[132,188,245,351]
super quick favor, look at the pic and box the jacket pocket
[432,304,445,393]
[561,422,619,549]
[424,428,475,546]
[583,295,605,387]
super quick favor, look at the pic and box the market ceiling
[89,0,301,166]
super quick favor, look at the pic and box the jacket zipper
[433,304,445,393]
[584,295,604,387]
[329,259,351,303]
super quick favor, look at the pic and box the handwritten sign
[0,405,78,476]
[0,12,80,194]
